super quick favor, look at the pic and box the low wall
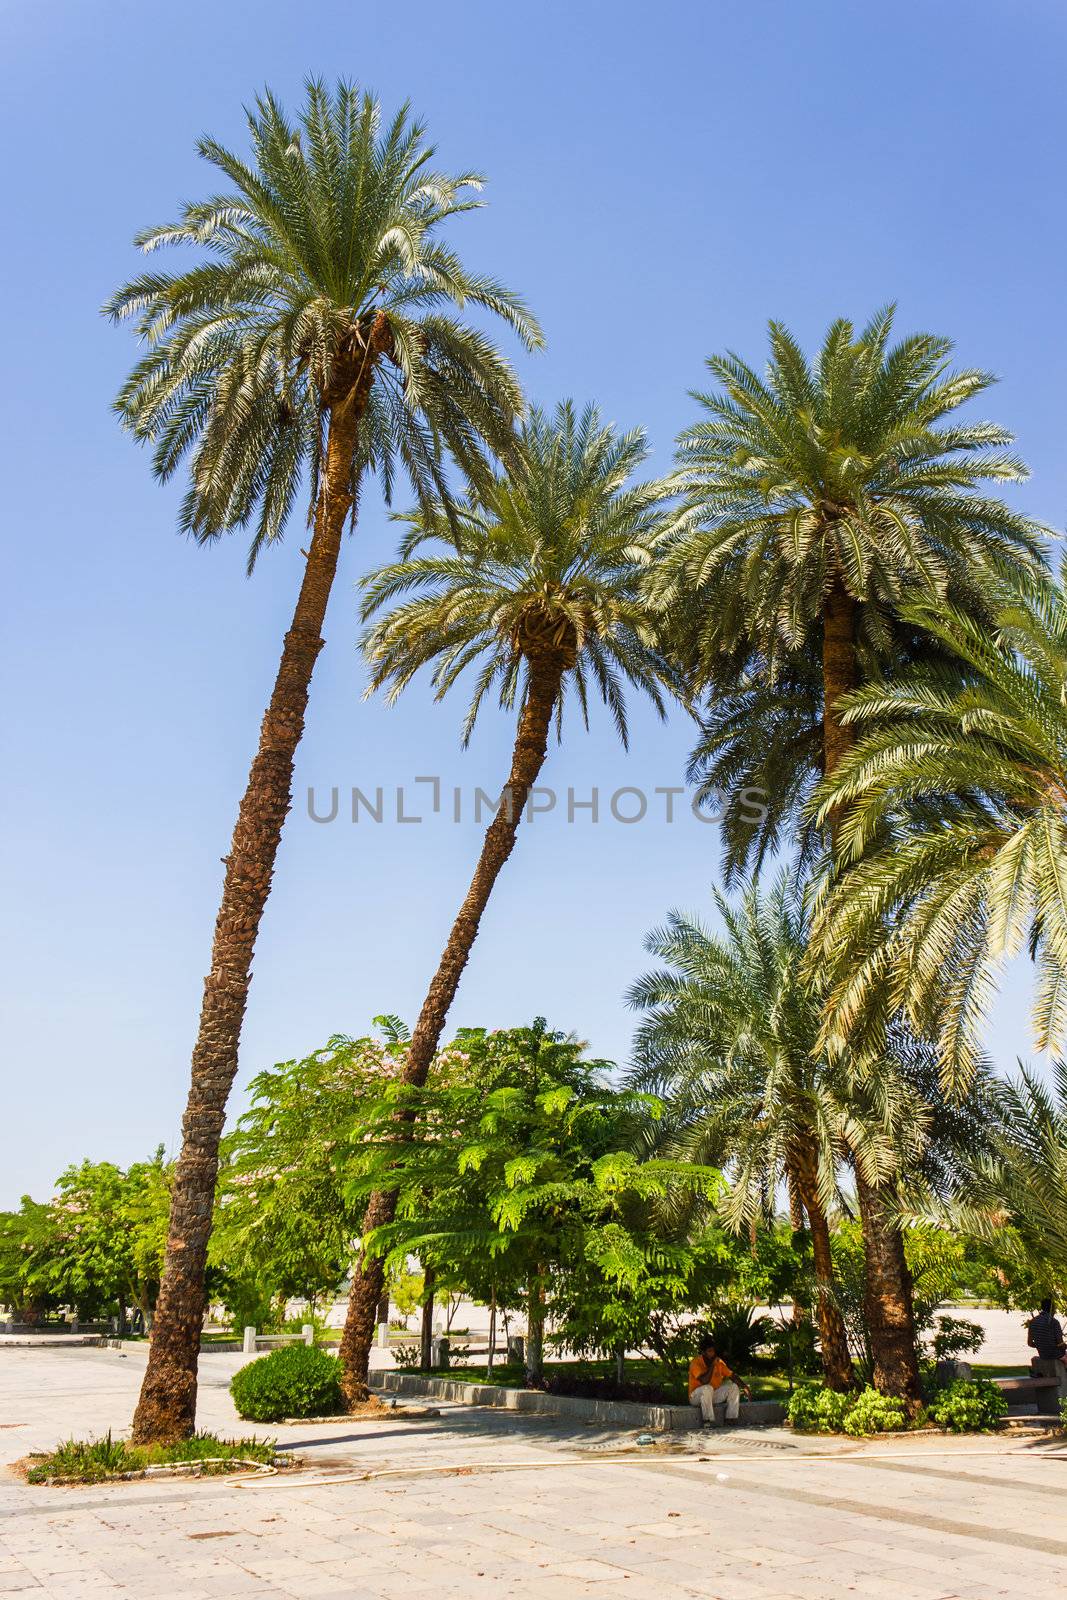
[375,1370,785,1430]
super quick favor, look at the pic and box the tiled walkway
[2,1346,1065,1598]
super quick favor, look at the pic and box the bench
[992,1374,1062,1415]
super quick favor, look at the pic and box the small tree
[210,1031,411,1324]
[0,1153,171,1328]
[344,1021,719,1385]
[0,1200,64,1321]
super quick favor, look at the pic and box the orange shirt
[688,1353,733,1397]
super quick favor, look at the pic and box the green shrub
[813,1386,856,1432]
[230,1343,343,1422]
[789,1383,910,1435]
[786,1385,824,1431]
[928,1378,1007,1434]
[787,1384,855,1433]
[390,1339,422,1369]
[842,1387,907,1436]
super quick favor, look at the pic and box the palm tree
[654,311,1043,1402]
[337,400,684,1399]
[627,871,856,1389]
[106,80,540,1442]
[661,307,1043,837]
[812,566,1067,1087]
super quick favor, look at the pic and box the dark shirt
[1029,1310,1065,1360]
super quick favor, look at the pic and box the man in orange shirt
[688,1336,748,1425]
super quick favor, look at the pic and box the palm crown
[106,79,540,567]
[360,400,683,743]
[813,565,1067,1084]
[663,307,1042,672]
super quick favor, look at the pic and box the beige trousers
[689,1380,741,1424]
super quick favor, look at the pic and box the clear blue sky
[3,0,1065,1206]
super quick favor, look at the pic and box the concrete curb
[375,1371,786,1431]
[0,1334,107,1348]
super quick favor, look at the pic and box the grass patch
[26,1430,286,1484]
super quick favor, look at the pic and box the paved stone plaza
[2,1345,1066,1599]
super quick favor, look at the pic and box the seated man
[1027,1298,1067,1400]
[688,1336,749,1426]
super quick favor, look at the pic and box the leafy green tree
[344,1021,718,1386]
[628,869,855,1388]
[210,1032,409,1326]
[107,80,539,1442]
[0,1200,64,1320]
[0,1154,170,1327]
[813,570,1067,1084]
[339,402,685,1400]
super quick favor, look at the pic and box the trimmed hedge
[230,1343,343,1422]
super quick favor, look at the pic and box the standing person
[1027,1299,1067,1401]
[688,1337,749,1427]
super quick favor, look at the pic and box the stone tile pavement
[2,1346,1066,1598]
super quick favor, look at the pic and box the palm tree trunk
[792,1149,853,1391]
[130,384,367,1445]
[338,651,566,1405]
[785,1162,809,1327]
[822,577,924,1405]
[855,1174,923,1408]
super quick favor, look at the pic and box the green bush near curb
[927,1378,1008,1434]
[230,1343,343,1422]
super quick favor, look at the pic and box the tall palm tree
[654,310,1044,1401]
[337,400,684,1399]
[812,566,1067,1087]
[661,307,1043,821]
[626,871,856,1389]
[106,80,540,1442]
